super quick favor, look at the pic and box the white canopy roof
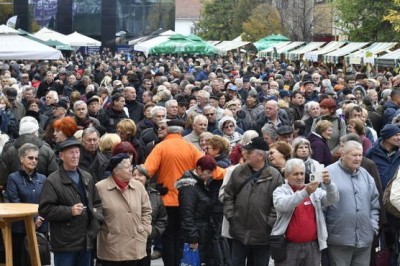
[304,42,347,62]
[272,42,305,59]
[214,41,251,55]
[288,42,326,60]
[133,30,176,56]
[0,25,62,60]
[257,42,291,57]
[345,42,397,65]
[33,27,71,45]
[66,31,101,47]
[375,48,400,67]
[324,42,369,63]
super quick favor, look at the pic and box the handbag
[269,235,287,262]
[24,232,51,265]
[180,243,201,266]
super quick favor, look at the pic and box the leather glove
[155,183,169,196]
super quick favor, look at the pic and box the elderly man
[254,100,290,134]
[140,106,167,146]
[326,141,380,265]
[73,100,100,128]
[272,159,339,265]
[165,99,179,120]
[79,127,108,183]
[144,119,225,266]
[183,114,208,150]
[186,89,210,115]
[124,86,144,123]
[39,139,102,266]
[366,124,400,189]
[303,79,319,103]
[224,137,283,265]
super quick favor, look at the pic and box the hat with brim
[106,153,130,172]
[59,138,82,152]
[87,96,100,105]
[242,137,268,151]
[302,79,314,86]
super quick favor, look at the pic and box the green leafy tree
[333,0,399,41]
[241,4,285,42]
[195,0,236,40]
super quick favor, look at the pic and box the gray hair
[18,143,39,157]
[261,124,278,140]
[82,126,100,138]
[167,126,184,134]
[240,130,259,145]
[150,106,166,117]
[340,133,361,144]
[285,158,305,176]
[342,140,363,154]
[46,90,59,102]
[305,101,319,113]
[73,100,87,111]
[165,99,178,108]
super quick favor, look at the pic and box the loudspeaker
[13,0,29,31]
[102,0,116,50]
[56,0,72,34]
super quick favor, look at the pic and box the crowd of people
[0,51,398,266]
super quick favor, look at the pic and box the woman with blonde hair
[307,120,333,166]
[116,118,144,163]
[99,133,121,159]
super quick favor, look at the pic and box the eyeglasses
[158,126,167,130]
[224,124,235,129]
[204,113,215,117]
[26,156,39,161]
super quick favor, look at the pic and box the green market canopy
[253,34,290,51]
[149,34,216,55]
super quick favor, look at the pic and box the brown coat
[96,176,152,261]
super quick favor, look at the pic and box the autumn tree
[241,4,285,42]
[333,0,399,41]
[383,0,400,32]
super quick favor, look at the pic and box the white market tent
[214,41,251,55]
[304,41,347,62]
[0,25,62,60]
[375,49,400,67]
[323,42,369,64]
[33,27,71,45]
[257,41,291,57]
[66,31,101,47]
[133,30,176,56]
[288,42,326,60]
[345,42,397,65]
[272,41,305,59]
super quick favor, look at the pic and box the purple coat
[307,132,333,167]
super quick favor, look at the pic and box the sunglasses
[224,124,235,129]
[27,156,39,161]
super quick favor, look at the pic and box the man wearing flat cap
[144,119,225,266]
[39,139,103,266]
[224,137,283,265]
[96,153,152,264]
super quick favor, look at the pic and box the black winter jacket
[176,171,216,244]
[38,166,103,252]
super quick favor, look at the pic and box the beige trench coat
[96,176,152,261]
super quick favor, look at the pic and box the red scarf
[112,175,129,191]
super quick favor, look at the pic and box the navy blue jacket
[6,170,48,234]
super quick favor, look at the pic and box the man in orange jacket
[144,119,225,266]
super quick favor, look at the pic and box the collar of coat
[59,166,90,187]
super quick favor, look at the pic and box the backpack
[383,169,400,218]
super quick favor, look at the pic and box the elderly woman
[199,132,214,154]
[308,120,333,167]
[132,165,167,266]
[292,137,323,183]
[6,143,48,265]
[347,118,372,154]
[268,141,293,175]
[175,156,220,265]
[217,116,243,150]
[303,101,320,137]
[99,133,121,160]
[206,135,231,168]
[96,153,152,265]
[261,123,278,146]
[116,118,144,164]
[311,98,346,156]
